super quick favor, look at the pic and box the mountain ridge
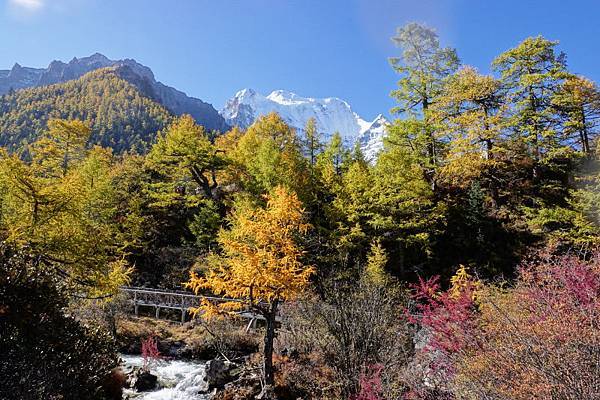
[1,54,388,160]
[0,53,228,132]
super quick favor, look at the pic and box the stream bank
[116,317,260,399]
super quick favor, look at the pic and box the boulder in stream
[127,367,158,391]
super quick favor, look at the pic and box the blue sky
[1,0,599,120]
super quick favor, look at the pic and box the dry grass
[116,317,260,360]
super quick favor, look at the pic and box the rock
[203,359,238,391]
[126,342,141,354]
[157,339,172,354]
[165,340,187,358]
[413,327,432,351]
[175,344,195,359]
[100,367,126,400]
[134,371,158,392]
[127,367,158,392]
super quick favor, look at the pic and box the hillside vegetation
[0,68,173,153]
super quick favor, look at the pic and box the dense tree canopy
[0,68,172,154]
[0,120,139,295]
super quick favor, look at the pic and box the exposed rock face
[0,53,228,132]
[221,88,389,162]
[0,63,44,93]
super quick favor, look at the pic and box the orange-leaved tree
[186,185,314,392]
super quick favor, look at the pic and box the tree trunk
[106,308,117,338]
[263,299,279,392]
[581,111,591,156]
[528,87,541,180]
[482,109,499,208]
[422,98,439,193]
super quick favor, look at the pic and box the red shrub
[352,364,384,400]
[141,336,161,372]
[407,252,600,399]
[408,275,478,374]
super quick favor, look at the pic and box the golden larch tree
[186,185,314,392]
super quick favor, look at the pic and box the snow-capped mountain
[221,89,388,161]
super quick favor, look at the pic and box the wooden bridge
[119,286,265,327]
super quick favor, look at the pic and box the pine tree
[32,119,91,177]
[227,113,309,201]
[553,75,600,156]
[433,66,506,203]
[303,117,322,167]
[146,115,225,202]
[364,240,389,285]
[0,120,137,294]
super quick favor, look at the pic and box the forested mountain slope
[0,68,173,153]
[0,53,228,132]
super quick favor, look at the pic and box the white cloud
[8,0,45,13]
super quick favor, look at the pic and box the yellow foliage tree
[186,185,314,390]
[553,75,600,155]
[364,239,389,286]
[146,115,225,203]
[225,113,310,201]
[0,120,135,296]
[433,66,506,194]
[449,265,481,300]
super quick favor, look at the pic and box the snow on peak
[266,89,303,105]
[221,89,389,161]
[236,88,257,97]
[232,88,261,102]
[372,114,387,124]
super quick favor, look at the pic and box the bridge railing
[119,286,257,324]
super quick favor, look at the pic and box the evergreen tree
[0,68,172,153]
[302,117,322,167]
[0,119,140,294]
[389,22,460,190]
[433,66,507,203]
[227,112,309,202]
[493,36,570,170]
[146,114,225,203]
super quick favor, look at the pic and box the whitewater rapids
[121,354,212,400]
